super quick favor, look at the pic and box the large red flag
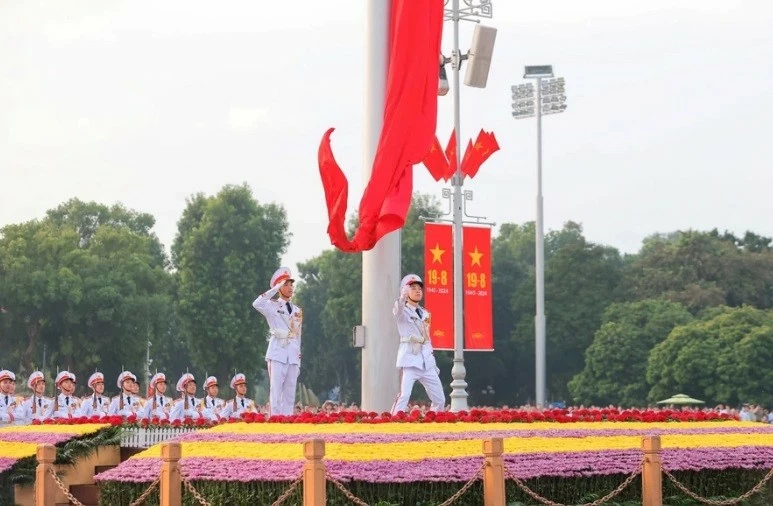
[318,0,444,252]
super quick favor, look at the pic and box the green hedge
[98,468,773,506]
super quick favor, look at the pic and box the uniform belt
[400,335,426,355]
[270,329,298,348]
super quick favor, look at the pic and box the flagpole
[361,0,401,413]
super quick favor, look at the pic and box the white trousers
[391,366,446,415]
[268,360,299,416]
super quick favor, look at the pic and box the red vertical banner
[424,223,454,350]
[463,226,494,350]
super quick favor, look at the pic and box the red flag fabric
[442,130,458,181]
[424,223,454,350]
[422,136,449,182]
[462,130,500,179]
[463,226,494,350]
[318,0,444,252]
[460,139,474,176]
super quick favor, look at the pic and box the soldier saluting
[252,267,303,417]
[390,274,445,415]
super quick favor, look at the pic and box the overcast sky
[2,0,772,273]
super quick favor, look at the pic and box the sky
[2,0,772,273]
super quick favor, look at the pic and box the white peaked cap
[27,371,44,389]
[55,371,75,388]
[230,373,247,390]
[270,267,295,288]
[176,373,195,392]
[400,274,424,291]
[117,371,137,389]
[150,373,166,388]
[88,372,104,389]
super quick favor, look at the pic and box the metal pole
[534,77,546,407]
[449,0,469,412]
[361,0,401,413]
[146,331,151,390]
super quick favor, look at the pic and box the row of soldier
[0,368,258,425]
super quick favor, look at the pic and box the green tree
[646,306,773,406]
[0,204,174,391]
[621,230,773,312]
[495,222,624,404]
[568,299,693,407]
[173,184,290,383]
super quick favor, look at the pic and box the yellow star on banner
[469,246,484,267]
[430,243,446,264]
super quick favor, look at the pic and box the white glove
[401,285,410,298]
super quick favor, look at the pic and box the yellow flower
[0,442,39,459]
[134,431,773,462]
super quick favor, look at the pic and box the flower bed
[0,423,110,473]
[0,423,118,506]
[95,418,773,505]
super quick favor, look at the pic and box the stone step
[69,484,100,505]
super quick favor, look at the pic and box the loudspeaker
[464,25,497,88]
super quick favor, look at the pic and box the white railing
[120,427,202,448]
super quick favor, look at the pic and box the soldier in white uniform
[252,266,303,416]
[138,373,173,420]
[0,370,22,424]
[170,373,211,422]
[219,373,257,420]
[80,372,110,417]
[51,371,82,418]
[202,376,225,420]
[14,371,53,423]
[108,371,142,416]
[390,274,446,415]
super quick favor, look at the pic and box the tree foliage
[568,299,693,407]
[646,306,773,406]
[173,184,289,383]
[0,199,174,388]
[621,230,773,313]
[494,222,624,404]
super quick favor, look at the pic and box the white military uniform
[169,373,212,422]
[15,395,54,423]
[14,371,53,423]
[80,372,110,417]
[203,395,225,417]
[138,394,173,419]
[138,373,173,420]
[390,275,446,415]
[219,373,258,420]
[51,371,83,419]
[0,370,22,424]
[108,371,142,417]
[81,393,110,417]
[201,376,225,420]
[252,267,302,416]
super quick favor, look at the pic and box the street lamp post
[444,0,494,412]
[511,65,567,407]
